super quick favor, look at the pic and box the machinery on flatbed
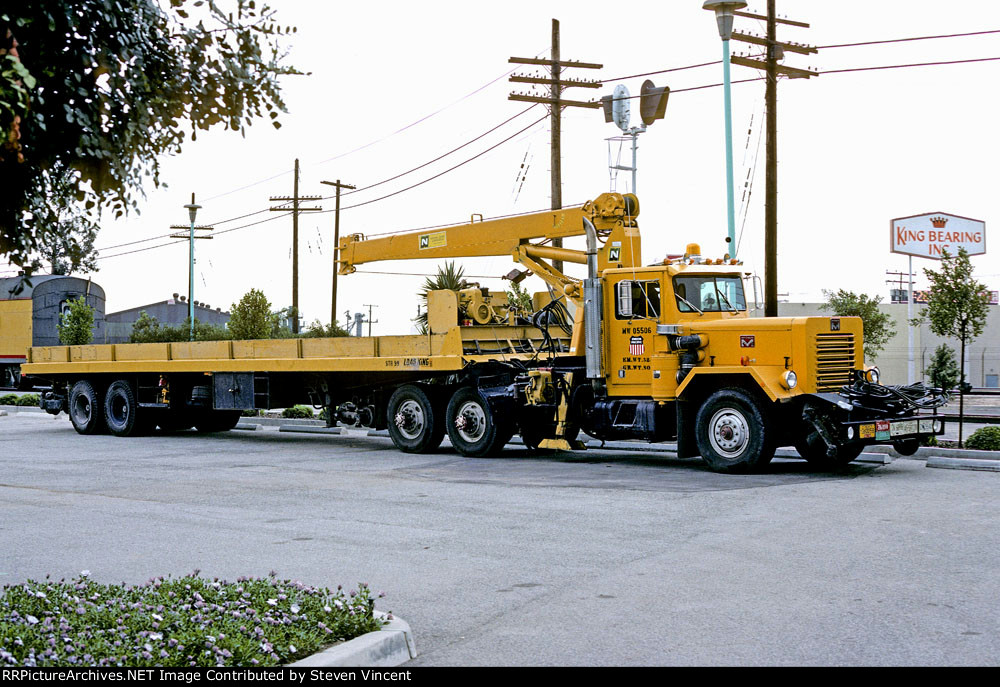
[23,192,947,471]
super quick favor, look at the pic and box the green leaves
[0,1,300,270]
[820,289,897,362]
[57,296,96,345]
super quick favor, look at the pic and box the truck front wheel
[387,385,445,453]
[69,380,107,435]
[695,389,775,472]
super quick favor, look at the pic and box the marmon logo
[831,318,841,331]
[739,335,755,348]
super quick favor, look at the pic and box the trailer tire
[195,410,242,433]
[695,388,775,472]
[69,380,107,435]
[794,435,864,468]
[446,387,512,457]
[387,385,445,453]
[104,380,145,437]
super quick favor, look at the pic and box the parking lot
[2,409,998,666]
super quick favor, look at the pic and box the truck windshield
[673,275,746,313]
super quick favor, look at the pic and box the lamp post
[184,194,201,341]
[703,1,746,259]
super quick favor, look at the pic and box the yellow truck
[23,193,946,472]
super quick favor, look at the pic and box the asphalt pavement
[1,411,998,666]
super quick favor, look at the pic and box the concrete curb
[288,612,416,668]
[926,456,1000,472]
[278,425,342,435]
[235,423,263,431]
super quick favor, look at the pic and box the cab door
[603,274,662,397]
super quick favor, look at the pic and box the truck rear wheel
[695,388,775,472]
[69,380,107,435]
[446,387,513,457]
[104,380,149,437]
[387,385,445,453]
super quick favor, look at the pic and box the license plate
[876,420,890,441]
[859,423,876,439]
[919,419,935,433]
[891,420,918,437]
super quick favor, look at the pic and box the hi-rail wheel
[694,388,775,472]
[794,433,864,469]
[194,410,243,433]
[446,387,513,457]
[386,385,445,453]
[69,379,107,435]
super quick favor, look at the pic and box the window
[673,275,746,313]
[615,280,660,320]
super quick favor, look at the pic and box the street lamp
[184,194,201,341]
[703,0,746,259]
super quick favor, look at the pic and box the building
[104,294,231,343]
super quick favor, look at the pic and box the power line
[820,55,1000,75]
[817,28,1000,50]
[603,59,722,83]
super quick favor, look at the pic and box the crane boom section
[337,193,641,275]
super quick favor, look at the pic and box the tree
[228,288,273,340]
[505,280,533,316]
[57,295,94,345]
[925,344,960,392]
[415,261,470,333]
[301,319,349,338]
[917,247,989,447]
[820,289,897,362]
[0,1,299,270]
[27,171,99,275]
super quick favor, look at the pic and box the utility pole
[270,159,322,333]
[320,178,356,328]
[169,193,213,341]
[729,2,816,317]
[509,18,602,273]
[363,304,379,337]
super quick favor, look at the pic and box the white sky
[7,1,1000,334]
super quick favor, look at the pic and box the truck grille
[814,333,855,391]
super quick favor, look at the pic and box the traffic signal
[639,79,669,125]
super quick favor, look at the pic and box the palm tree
[415,261,470,333]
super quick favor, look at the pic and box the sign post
[890,211,986,384]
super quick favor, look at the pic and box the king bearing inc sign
[890,212,986,259]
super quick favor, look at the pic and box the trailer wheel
[794,435,864,468]
[446,387,512,457]
[104,380,146,437]
[69,380,107,435]
[386,385,445,453]
[195,410,242,433]
[695,388,775,472]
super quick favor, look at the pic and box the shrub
[281,405,314,419]
[965,426,1000,451]
[0,572,384,667]
[0,393,18,406]
[130,312,229,343]
[15,394,39,407]
[241,408,263,417]
[228,289,273,340]
[57,296,94,345]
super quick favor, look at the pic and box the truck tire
[69,380,107,435]
[195,410,242,433]
[446,387,513,457]
[104,380,146,437]
[695,388,775,472]
[387,385,445,453]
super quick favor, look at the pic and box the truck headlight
[781,369,797,389]
[865,367,880,384]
